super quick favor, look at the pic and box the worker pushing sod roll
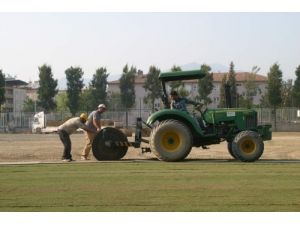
[57,113,97,162]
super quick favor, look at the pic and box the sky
[0,12,300,84]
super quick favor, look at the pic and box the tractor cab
[158,70,207,109]
[147,70,209,136]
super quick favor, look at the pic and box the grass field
[1,162,300,212]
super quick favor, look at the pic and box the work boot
[80,156,90,161]
[62,158,73,162]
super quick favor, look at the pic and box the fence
[0,108,153,132]
[1,107,300,132]
[0,112,35,132]
[255,107,300,131]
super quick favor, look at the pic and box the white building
[2,79,28,113]
[108,72,268,109]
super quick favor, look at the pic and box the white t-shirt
[58,117,86,135]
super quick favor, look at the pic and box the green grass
[0,162,300,211]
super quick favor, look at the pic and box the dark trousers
[58,130,72,160]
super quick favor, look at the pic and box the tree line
[1,62,300,115]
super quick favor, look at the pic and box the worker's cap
[80,113,88,121]
[98,104,107,109]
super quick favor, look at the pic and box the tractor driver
[170,90,200,111]
[170,90,206,129]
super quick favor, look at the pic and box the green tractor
[92,70,272,162]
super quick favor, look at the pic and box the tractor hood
[203,108,258,130]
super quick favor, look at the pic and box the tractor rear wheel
[232,130,264,162]
[92,127,128,160]
[150,120,192,161]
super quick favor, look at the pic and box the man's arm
[92,111,102,132]
[93,119,101,131]
[185,98,198,106]
[184,98,203,112]
[83,126,97,134]
[77,121,97,134]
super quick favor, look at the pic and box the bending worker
[57,113,97,162]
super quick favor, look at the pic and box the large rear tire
[232,130,264,162]
[150,120,192,162]
[92,127,128,160]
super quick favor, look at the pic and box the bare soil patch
[0,132,299,163]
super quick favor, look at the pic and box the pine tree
[292,65,300,107]
[197,64,213,105]
[281,79,293,107]
[268,63,283,107]
[218,74,227,108]
[65,66,84,116]
[227,62,237,107]
[119,64,136,127]
[267,63,283,130]
[90,67,109,107]
[143,66,162,111]
[37,64,58,112]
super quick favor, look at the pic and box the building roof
[108,72,267,84]
[5,79,28,87]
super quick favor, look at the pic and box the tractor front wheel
[232,130,264,162]
[150,120,192,162]
[227,141,238,159]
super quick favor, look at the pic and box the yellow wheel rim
[240,138,256,154]
[160,131,181,152]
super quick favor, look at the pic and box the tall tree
[281,79,293,107]
[79,88,94,112]
[0,69,5,111]
[23,97,35,112]
[65,66,84,116]
[292,65,300,107]
[37,64,58,112]
[218,74,227,108]
[227,62,238,107]
[55,91,70,113]
[119,64,136,127]
[108,92,123,111]
[143,66,162,111]
[90,67,109,107]
[197,64,213,106]
[267,63,283,130]
[259,92,270,107]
